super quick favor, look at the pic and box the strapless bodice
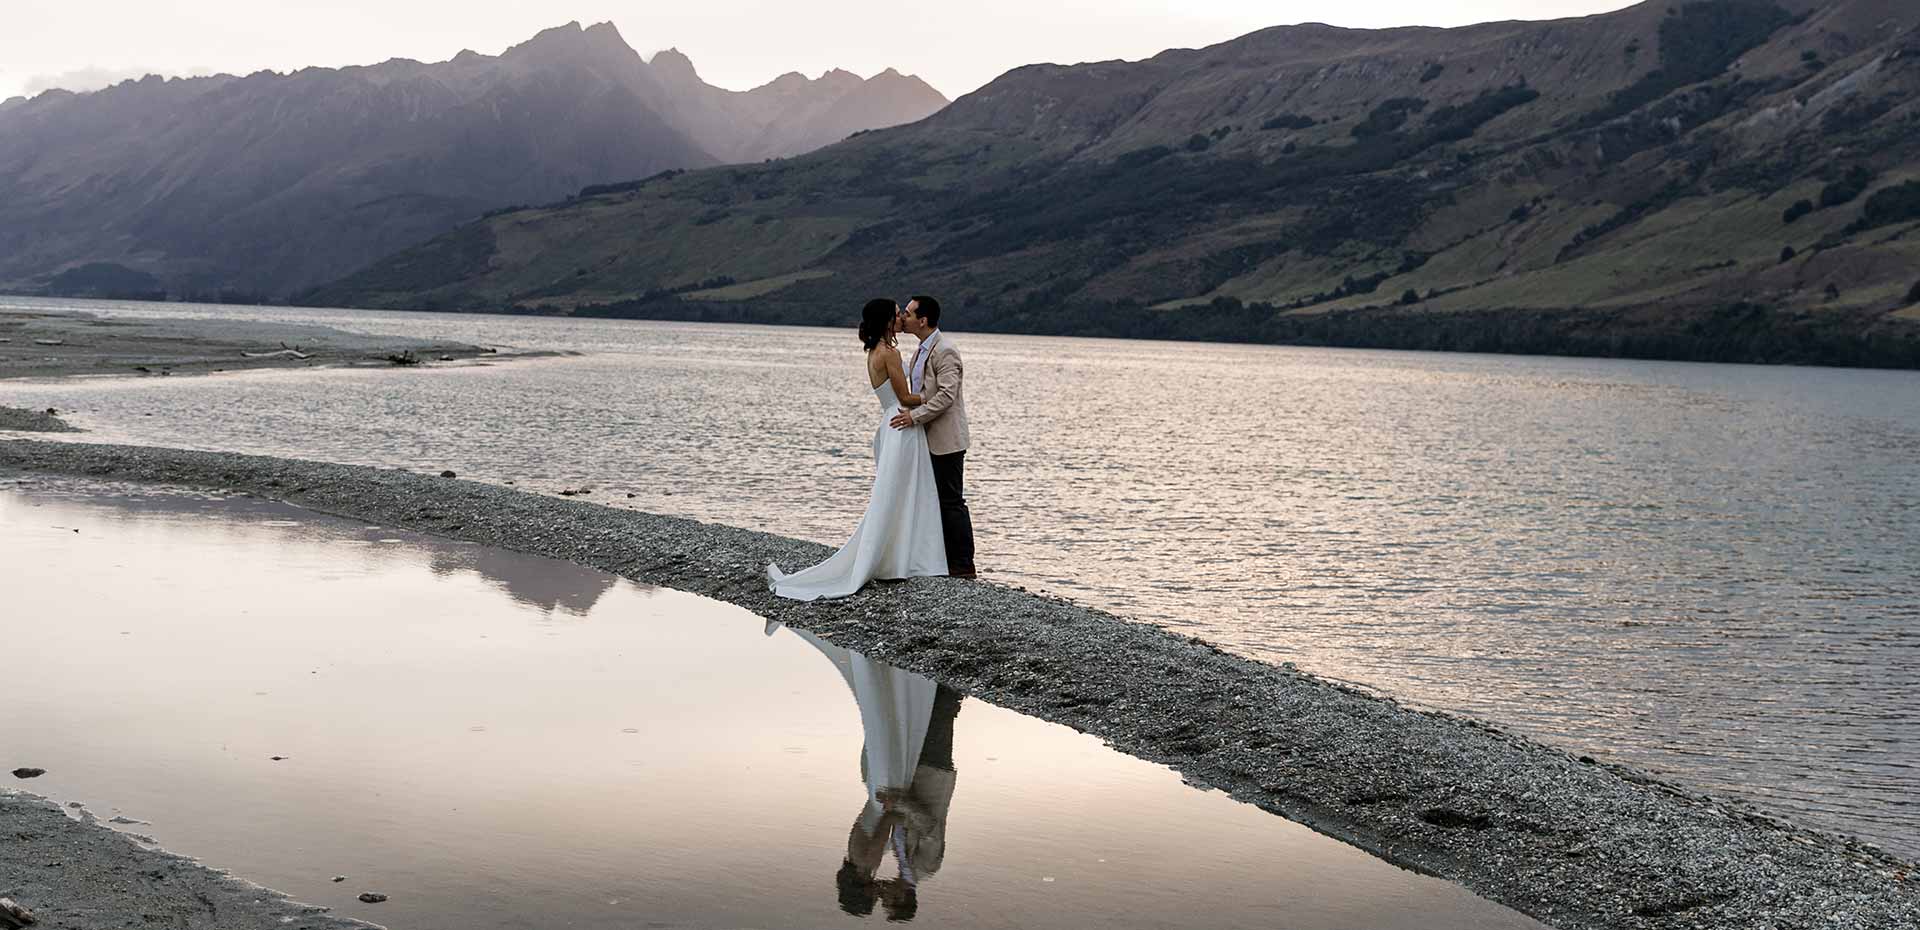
[874,381,902,411]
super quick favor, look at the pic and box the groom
[889,296,977,579]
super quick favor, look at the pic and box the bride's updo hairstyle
[859,298,898,351]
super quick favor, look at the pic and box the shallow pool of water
[0,483,1544,929]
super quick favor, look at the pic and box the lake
[3,295,1917,857]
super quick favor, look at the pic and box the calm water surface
[4,296,1917,857]
[0,484,1545,930]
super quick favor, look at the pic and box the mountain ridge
[309,0,1920,368]
[0,22,948,299]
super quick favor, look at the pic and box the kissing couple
[768,295,977,600]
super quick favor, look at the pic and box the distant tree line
[579,293,1920,369]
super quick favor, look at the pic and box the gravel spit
[0,305,514,380]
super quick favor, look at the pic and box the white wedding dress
[766,379,948,600]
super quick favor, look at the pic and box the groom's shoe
[950,569,978,580]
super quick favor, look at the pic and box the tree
[1908,280,1920,305]
[1185,134,1212,152]
[1400,289,1421,305]
[1819,165,1874,209]
[1852,181,1920,232]
[1782,199,1813,224]
[1779,245,1796,263]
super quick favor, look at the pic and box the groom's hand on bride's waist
[889,408,916,429]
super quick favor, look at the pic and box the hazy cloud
[22,65,213,96]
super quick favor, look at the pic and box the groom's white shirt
[909,329,941,394]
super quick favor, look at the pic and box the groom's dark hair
[909,295,941,327]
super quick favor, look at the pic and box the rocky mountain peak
[504,20,583,55]
[582,21,625,42]
[503,20,638,70]
[0,19,957,300]
[817,68,864,90]
[650,47,700,84]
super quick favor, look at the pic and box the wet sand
[0,307,494,380]
[0,438,1913,930]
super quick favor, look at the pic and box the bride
[767,299,949,600]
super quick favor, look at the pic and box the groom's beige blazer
[909,336,969,456]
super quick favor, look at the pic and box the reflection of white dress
[767,380,947,600]
[771,622,951,884]
[786,626,937,801]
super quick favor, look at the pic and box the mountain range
[0,22,946,299]
[312,0,1920,368]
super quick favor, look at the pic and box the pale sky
[2,0,1641,101]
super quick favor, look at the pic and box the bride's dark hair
[859,298,897,351]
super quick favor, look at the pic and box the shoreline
[1,439,1914,930]
[0,788,376,930]
[0,306,502,381]
[543,298,1920,372]
[15,294,1920,376]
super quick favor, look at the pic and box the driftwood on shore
[239,344,312,360]
[0,439,1914,930]
[0,897,35,928]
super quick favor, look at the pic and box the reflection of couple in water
[770,623,962,922]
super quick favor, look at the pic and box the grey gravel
[0,407,76,433]
[1,437,1915,930]
[0,790,374,930]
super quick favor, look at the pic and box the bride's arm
[881,347,924,407]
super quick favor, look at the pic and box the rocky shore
[0,306,496,379]
[0,405,76,432]
[0,789,373,930]
[1,438,1914,930]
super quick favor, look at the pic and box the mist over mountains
[314,0,1920,367]
[0,21,946,299]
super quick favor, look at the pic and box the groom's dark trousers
[929,451,976,576]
